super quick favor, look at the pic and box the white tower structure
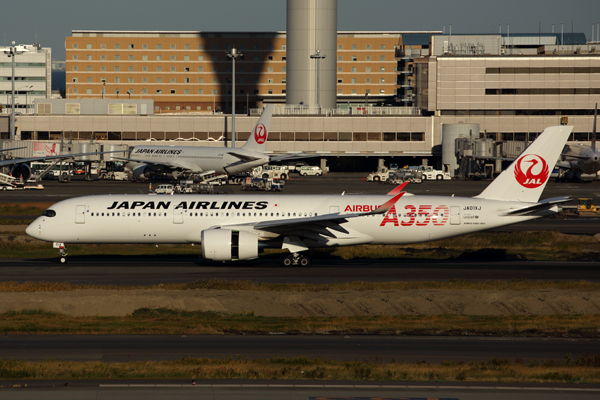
[286,0,337,111]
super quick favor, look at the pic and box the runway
[1,258,599,284]
[1,335,597,363]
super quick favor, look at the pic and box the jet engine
[11,163,31,181]
[131,164,156,179]
[201,229,259,261]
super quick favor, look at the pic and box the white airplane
[27,125,573,266]
[119,105,274,179]
[555,104,599,180]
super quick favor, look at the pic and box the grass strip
[1,279,599,292]
[1,310,599,337]
[0,355,599,382]
[2,230,598,261]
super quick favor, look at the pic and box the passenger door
[75,205,86,224]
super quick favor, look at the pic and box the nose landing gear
[54,242,68,263]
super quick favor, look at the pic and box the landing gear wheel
[299,255,311,267]
[60,257,67,264]
[282,256,293,267]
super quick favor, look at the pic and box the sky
[3,0,599,60]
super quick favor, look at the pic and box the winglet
[366,192,405,215]
[386,182,408,196]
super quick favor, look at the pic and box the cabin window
[42,210,56,217]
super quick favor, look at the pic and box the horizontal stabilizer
[499,196,570,216]
[227,152,262,162]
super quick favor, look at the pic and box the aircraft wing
[0,146,27,153]
[113,156,190,170]
[555,160,575,169]
[269,153,320,162]
[215,192,405,239]
[227,151,263,162]
[0,150,125,168]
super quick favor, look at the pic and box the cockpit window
[42,209,56,218]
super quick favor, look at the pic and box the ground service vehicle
[27,126,573,266]
[577,198,599,216]
[366,166,390,182]
[417,165,451,181]
[297,166,323,176]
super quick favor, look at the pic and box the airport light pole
[310,50,326,114]
[67,85,77,97]
[226,47,242,148]
[4,42,28,140]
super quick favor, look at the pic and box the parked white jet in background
[120,105,274,179]
[556,104,599,179]
[27,125,573,265]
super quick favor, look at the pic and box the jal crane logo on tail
[514,154,549,188]
[253,123,267,144]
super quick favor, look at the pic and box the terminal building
[1,3,599,173]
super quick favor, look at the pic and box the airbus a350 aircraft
[27,125,573,266]
[119,105,274,179]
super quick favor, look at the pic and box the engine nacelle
[132,164,156,179]
[11,163,31,181]
[201,229,259,261]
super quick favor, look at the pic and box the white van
[154,184,174,194]
[297,166,324,176]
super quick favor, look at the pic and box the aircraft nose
[25,219,39,238]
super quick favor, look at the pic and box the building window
[100,66,105,71]
[87,77,92,83]
[338,79,343,83]
[129,66,134,72]
[365,67,371,72]
[338,67,342,72]
[351,89,357,94]
[351,78,357,83]
[281,78,286,83]
[87,66,92,71]
[170,78,176,83]
[156,56,162,61]
[338,89,343,94]
[73,89,78,93]
[268,56,273,61]
[115,44,120,49]
[212,78,217,83]
[170,56,176,61]
[380,56,385,61]
[170,89,175,94]
[100,44,106,49]
[198,44,204,50]
[142,78,148,83]
[129,78,134,83]
[129,55,134,61]
[184,44,189,50]
[380,89,385,94]
[380,78,385,83]
[282,44,286,50]
[170,67,176,72]
[212,89,217,94]
[352,56,357,61]
[114,55,120,60]
[184,78,189,83]
[156,44,162,49]
[351,67,357,72]
[338,44,343,50]
[142,67,148,72]
[198,66,204,72]
[268,89,273,94]
[184,89,189,94]
[86,55,92,61]
[73,44,78,49]
[268,78,273,83]
[212,56,217,62]
[198,89,203,94]
[156,89,162,94]
[157,67,162,72]
[366,44,371,50]
[73,78,78,82]
[366,56,371,61]
[157,78,162,83]
[73,66,78,71]
[338,56,343,61]
[142,88,147,94]
[184,55,189,61]
[114,78,120,83]
[380,67,385,72]
[268,67,273,72]
[143,44,148,49]
[73,55,78,60]
[198,78,204,83]
[365,78,371,83]
[114,66,120,71]
[253,56,259,61]
[170,44,176,49]
[100,55,106,60]
[129,44,134,49]
[352,44,357,50]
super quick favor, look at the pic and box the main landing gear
[282,253,311,267]
[54,242,68,263]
